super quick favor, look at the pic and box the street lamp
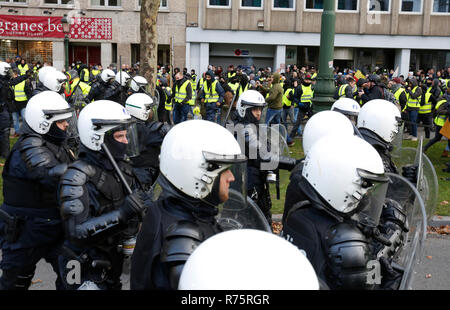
[61,15,71,72]
[312,0,337,113]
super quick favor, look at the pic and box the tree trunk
[140,0,160,94]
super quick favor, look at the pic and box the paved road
[0,232,446,290]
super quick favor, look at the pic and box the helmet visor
[352,168,390,226]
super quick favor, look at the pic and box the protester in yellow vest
[405,77,422,141]
[418,85,434,139]
[17,59,29,76]
[198,70,225,124]
[423,96,449,154]
[172,71,192,124]
[10,68,31,136]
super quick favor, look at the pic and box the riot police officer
[0,91,76,290]
[57,100,146,290]
[130,120,246,290]
[125,93,171,193]
[86,69,116,102]
[357,99,403,174]
[281,134,402,290]
[32,68,67,97]
[231,90,298,225]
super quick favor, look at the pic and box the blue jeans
[172,103,190,124]
[205,104,221,124]
[408,110,419,137]
[265,108,282,125]
[12,108,25,135]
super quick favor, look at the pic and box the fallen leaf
[440,201,449,205]
[438,216,443,219]
[425,274,432,279]
[426,256,432,260]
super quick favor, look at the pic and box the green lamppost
[61,15,70,72]
[312,0,337,113]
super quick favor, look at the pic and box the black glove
[121,190,146,221]
[48,163,68,178]
[402,164,418,185]
[379,257,402,290]
[381,199,409,233]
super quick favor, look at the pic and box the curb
[273,215,450,227]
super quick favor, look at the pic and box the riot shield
[415,140,439,222]
[215,189,272,233]
[390,122,405,156]
[266,124,290,158]
[391,137,439,222]
[384,173,427,290]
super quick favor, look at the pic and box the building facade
[0,0,187,70]
[185,0,450,77]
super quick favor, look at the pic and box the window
[273,0,295,10]
[400,0,422,12]
[43,0,74,4]
[138,0,167,9]
[337,0,358,11]
[369,0,390,12]
[208,0,231,8]
[241,0,263,9]
[305,0,323,10]
[0,0,26,3]
[91,0,121,7]
[432,0,450,13]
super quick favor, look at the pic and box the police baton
[101,143,133,195]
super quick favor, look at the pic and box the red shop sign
[0,15,112,40]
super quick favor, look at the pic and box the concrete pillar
[295,0,303,32]
[101,43,112,69]
[231,0,239,30]
[199,42,210,74]
[422,0,432,36]
[394,49,411,78]
[390,0,399,35]
[52,41,65,71]
[359,0,367,34]
[185,42,191,71]
[274,45,286,72]
[264,0,271,31]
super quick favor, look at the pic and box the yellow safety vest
[434,99,448,127]
[238,83,249,98]
[165,87,173,111]
[419,88,433,114]
[91,69,101,77]
[189,81,196,106]
[407,86,421,109]
[282,88,294,107]
[228,82,239,94]
[18,64,29,76]
[82,68,90,83]
[338,84,349,98]
[228,72,236,80]
[14,81,27,102]
[394,87,407,112]
[203,80,219,103]
[301,85,314,104]
[174,80,191,104]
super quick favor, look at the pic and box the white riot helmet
[42,70,68,93]
[125,93,154,121]
[303,134,388,217]
[78,100,133,151]
[100,69,116,83]
[178,229,320,290]
[331,98,361,118]
[38,66,56,83]
[115,70,131,87]
[24,91,74,135]
[130,75,148,92]
[302,111,355,156]
[0,61,12,76]
[236,90,267,118]
[159,120,246,200]
[357,99,402,144]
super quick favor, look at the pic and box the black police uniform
[87,80,122,103]
[282,164,405,290]
[131,121,171,195]
[0,122,75,290]
[57,141,145,290]
[130,174,223,290]
[231,110,297,225]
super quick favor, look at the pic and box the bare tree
[140,0,160,94]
